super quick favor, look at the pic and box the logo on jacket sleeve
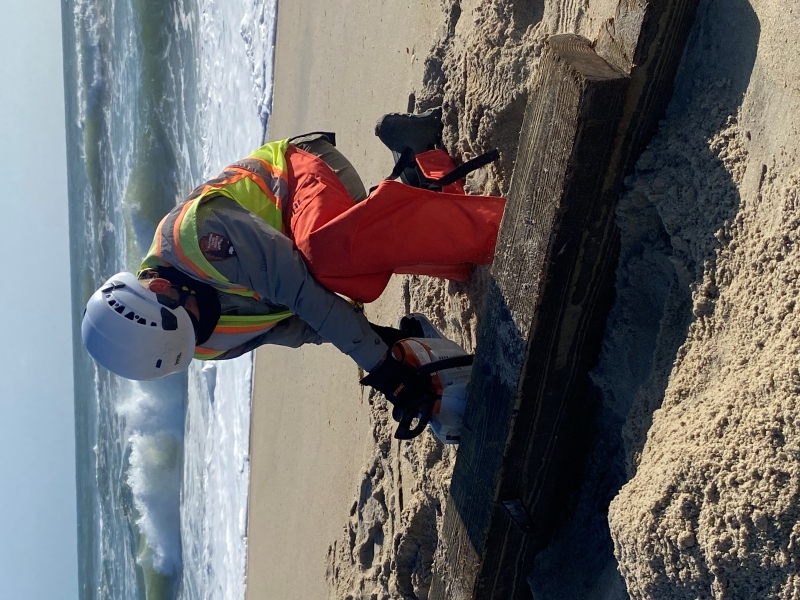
[199,232,236,261]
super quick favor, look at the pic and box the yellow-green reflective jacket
[140,140,294,360]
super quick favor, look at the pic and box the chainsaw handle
[394,397,436,440]
[414,354,474,375]
[392,354,475,441]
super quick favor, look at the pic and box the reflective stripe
[187,169,242,201]
[220,170,284,232]
[184,168,285,231]
[172,199,259,298]
[152,215,167,260]
[217,313,291,328]
[249,139,290,179]
[172,201,204,278]
[213,314,289,335]
[214,322,279,334]
[193,312,293,360]
[194,347,226,360]
[233,158,289,212]
[218,313,289,328]
[138,214,171,273]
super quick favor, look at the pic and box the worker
[82,119,505,415]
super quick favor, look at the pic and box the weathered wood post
[431,34,628,600]
[431,0,701,593]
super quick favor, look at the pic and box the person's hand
[360,352,433,409]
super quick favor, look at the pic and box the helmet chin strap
[147,266,221,345]
[173,284,195,307]
[186,311,201,342]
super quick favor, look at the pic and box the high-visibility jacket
[140,140,296,360]
[136,138,503,369]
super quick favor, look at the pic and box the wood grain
[430,0,702,589]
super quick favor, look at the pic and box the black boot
[374,107,444,187]
[374,106,443,154]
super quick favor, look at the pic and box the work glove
[360,353,433,411]
[368,322,406,347]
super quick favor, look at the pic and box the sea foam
[240,0,278,129]
[127,432,183,575]
[119,383,186,576]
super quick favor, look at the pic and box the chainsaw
[389,314,474,444]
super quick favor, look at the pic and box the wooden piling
[430,0,701,595]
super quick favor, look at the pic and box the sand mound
[327,0,800,598]
[608,0,800,597]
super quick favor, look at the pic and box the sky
[0,1,79,599]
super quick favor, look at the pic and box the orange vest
[140,140,294,359]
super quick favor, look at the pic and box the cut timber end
[595,0,702,171]
[430,34,629,600]
[547,34,628,81]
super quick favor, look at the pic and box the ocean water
[62,0,278,598]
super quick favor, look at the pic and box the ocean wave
[118,381,186,438]
[240,0,279,130]
[72,0,111,199]
[72,0,108,123]
[124,123,181,255]
[138,561,179,600]
[128,432,183,575]
[121,0,198,256]
[119,382,186,576]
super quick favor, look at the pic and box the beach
[62,0,800,594]
[245,0,800,599]
[245,3,442,599]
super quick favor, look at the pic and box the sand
[606,1,800,597]
[246,0,800,598]
[245,3,442,600]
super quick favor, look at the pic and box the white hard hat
[81,272,197,380]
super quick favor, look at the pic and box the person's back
[82,113,505,434]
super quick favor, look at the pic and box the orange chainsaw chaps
[286,146,506,303]
[415,149,465,194]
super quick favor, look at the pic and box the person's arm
[206,316,327,361]
[196,196,388,370]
